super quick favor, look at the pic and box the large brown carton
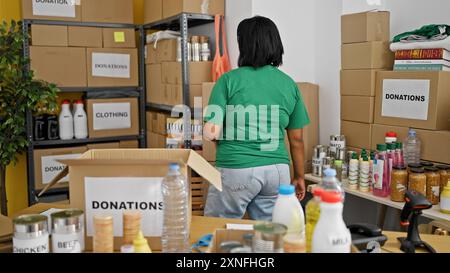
[119,140,140,149]
[341,121,372,150]
[341,11,390,44]
[22,0,82,21]
[342,42,394,70]
[33,146,87,191]
[30,46,87,87]
[87,98,139,138]
[147,132,167,148]
[146,111,168,135]
[87,48,139,87]
[162,61,212,85]
[163,0,225,18]
[146,40,178,64]
[341,96,375,124]
[374,71,450,130]
[81,0,134,24]
[102,28,136,48]
[68,27,103,48]
[144,0,163,24]
[341,70,382,96]
[146,64,163,104]
[171,84,202,106]
[31,25,68,47]
[41,149,221,251]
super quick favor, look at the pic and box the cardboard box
[341,11,390,44]
[202,82,215,109]
[87,48,139,87]
[68,26,103,48]
[103,28,136,48]
[31,25,68,47]
[30,46,87,87]
[145,44,158,65]
[42,149,221,251]
[87,98,139,138]
[163,0,225,18]
[144,0,163,24]
[146,111,168,135]
[81,0,134,24]
[341,70,383,96]
[341,96,375,123]
[147,132,167,148]
[341,121,372,150]
[86,142,121,150]
[374,71,450,130]
[146,64,163,104]
[342,42,394,70]
[33,146,87,191]
[119,140,140,149]
[147,39,178,64]
[347,147,364,155]
[22,0,82,21]
[162,61,212,85]
[370,124,409,150]
[171,84,203,106]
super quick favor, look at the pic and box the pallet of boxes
[23,0,140,201]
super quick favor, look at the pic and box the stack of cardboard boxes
[340,11,393,152]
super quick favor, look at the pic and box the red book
[395,48,450,60]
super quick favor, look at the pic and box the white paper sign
[93,103,131,131]
[92,53,131,79]
[41,154,82,185]
[84,177,164,237]
[32,0,76,18]
[381,79,430,121]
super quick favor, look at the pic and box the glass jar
[13,215,49,253]
[390,166,408,202]
[51,209,85,253]
[436,165,450,194]
[191,35,201,62]
[425,167,441,205]
[199,36,211,62]
[409,168,427,196]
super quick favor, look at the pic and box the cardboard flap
[38,166,69,197]
[187,151,222,191]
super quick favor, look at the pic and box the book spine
[395,48,444,60]
[394,59,450,65]
[394,64,447,71]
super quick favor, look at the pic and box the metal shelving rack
[143,13,215,149]
[22,19,147,205]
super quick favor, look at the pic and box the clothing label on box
[92,53,131,79]
[381,79,430,121]
[41,153,82,185]
[92,103,131,131]
[32,0,77,18]
[84,177,164,237]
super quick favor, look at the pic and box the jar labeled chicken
[425,167,440,205]
[409,168,427,196]
[436,165,450,194]
[391,166,408,202]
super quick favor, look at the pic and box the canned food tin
[253,223,287,253]
[51,209,85,253]
[13,215,49,253]
[330,135,346,157]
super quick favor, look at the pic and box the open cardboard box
[40,149,222,251]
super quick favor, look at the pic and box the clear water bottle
[161,163,190,253]
[404,129,421,165]
[321,168,345,202]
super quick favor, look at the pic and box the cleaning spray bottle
[133,231,152,253]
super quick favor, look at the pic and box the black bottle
[33,115,46,141]
[46,115,59,140]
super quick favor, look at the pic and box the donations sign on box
[32,0,77,18]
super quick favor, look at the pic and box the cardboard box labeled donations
[341,96,375,124]
[341,11,390,44]
[87,98,139,138]
[22,0,82,22]
[31,25,68,47]
[30,46,87,87]
[81,0,134,24]
[163,0,225,18]
[375,71,450,130]
[34,146,87,191]
[342,42,394,70]
[43,149,222,251]
[87,48,139,87]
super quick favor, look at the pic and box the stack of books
[394,48,450,71]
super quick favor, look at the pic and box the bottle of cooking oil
[305,186,323,253]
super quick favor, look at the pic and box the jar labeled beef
[391,166,408,202]
[409,168,427,196]
[436,165,450,194]
[425,167,440,205]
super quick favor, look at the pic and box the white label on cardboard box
[92,103,131,131]
[92,53,131,79]
[41,153,82,185]
[84,177,164,237]
[32,0,76,18]
[381,79,430,121]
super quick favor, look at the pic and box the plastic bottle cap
[387,143,396,150]
[408,129,417,137]
[351,153,358,160]
[410,168,425,174]
[334,160,343,167]
[396,142,403,149]
[169,163,180,171]
[279,184,295,195]
[75,100,84,104]
[312,187,324,197]
[386,132,397,138]
[408,163,423,169]
[420,161,434,167]
[323,168,337,177]
[377,144,387,152]
[362,156,368,161]
[320,191,342,204]
[62,100,70,104]
[436,165,450,171]
[424,167,439,172]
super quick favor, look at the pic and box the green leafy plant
[0,20,58,215]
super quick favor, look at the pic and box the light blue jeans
[204,164,291,221]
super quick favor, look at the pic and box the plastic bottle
[359,156,370,192]
[334,160,343,182]
[396,142,405,168]
[73,100,88,140]
[312,191,351,253]
[321,168,345,202]
[385,132,397,144]
[58,100,74,140]
[373,144,390,197]
[272,184,305,235]
[348,153,359,190]
[387,143,396,189]
[305,187,323,253]
[441,181,450,214]
[133,231,152,253]
[161,163,190,253]
[404,129,421,165]
[369,151,375,192]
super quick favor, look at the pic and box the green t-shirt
[204,65,310,169]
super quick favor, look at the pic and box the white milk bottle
[59,100,74,140]
[73,100,88,139]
